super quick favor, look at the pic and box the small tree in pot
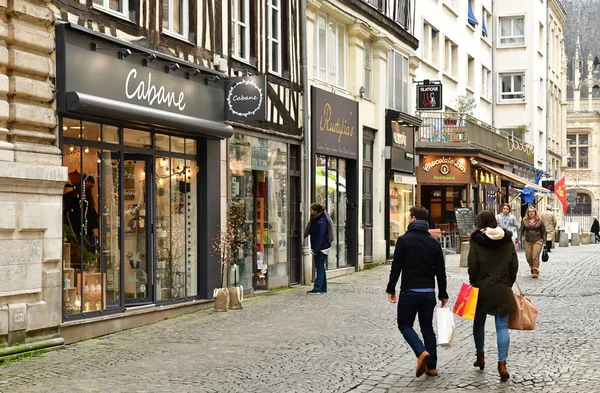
[211,203,250,311]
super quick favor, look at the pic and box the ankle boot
[498,361,510,381]
[473,352,485,370]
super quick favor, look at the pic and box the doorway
[123,154,152,305]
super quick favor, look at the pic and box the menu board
[454,207,475,237]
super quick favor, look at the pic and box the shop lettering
[125,69,187,112]
[423,157,466,173]
[231,94,259,102]
[319,103,354,142]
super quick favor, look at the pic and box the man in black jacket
[386,206,449,378]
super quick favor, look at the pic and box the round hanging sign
[227,79,263,118]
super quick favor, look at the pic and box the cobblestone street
[1,244,599,393]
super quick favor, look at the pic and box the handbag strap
[514,281,524,296]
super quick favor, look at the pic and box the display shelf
[63,243,71,268]
[77,272,106,312]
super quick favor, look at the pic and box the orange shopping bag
[452,283,479,320]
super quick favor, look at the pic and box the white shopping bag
[436,307,455,348]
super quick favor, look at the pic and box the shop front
[416,155,471,229]
[311,87,358,270]
[56,24,232,322]
[385,110,421,258]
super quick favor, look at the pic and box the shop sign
[311,86,359,160]
[59,26,224,122]
[225,76,267,122]
[416,156,470,183]
[416,82,443,111]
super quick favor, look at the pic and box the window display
[389,180,413,255]
[229,133,288,289]
[62,117,200,317]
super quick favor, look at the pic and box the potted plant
[211,203,250,311]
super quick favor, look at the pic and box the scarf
[303,211,335,242]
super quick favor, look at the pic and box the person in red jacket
[386,206,449,378]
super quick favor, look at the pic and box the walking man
[386,206,449,377]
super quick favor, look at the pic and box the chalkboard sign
[454,207,475,237]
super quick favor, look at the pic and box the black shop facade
[55,23,232,329]
[310,87,358,271]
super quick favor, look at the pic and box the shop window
[315,13,346,87]
[268,0,282,75]
[389,181,412,255]
[228,134,288,289]
[156,133,170,151]
[93,0,130,19]
[162,0,189,39]
[62,118,200,317]
[567,192,591,215]
[232,0,250,61]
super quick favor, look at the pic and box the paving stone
[0,246,599,392]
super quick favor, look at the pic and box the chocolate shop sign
[311,86,358,160]
[422,157,467,174]
[225,76,267,122]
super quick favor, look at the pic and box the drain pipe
[300,0,312,285]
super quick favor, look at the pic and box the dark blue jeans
[313,252,327,292]
[397,291,437,368]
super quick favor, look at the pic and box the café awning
[477,162,549,194]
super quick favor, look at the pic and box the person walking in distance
[386,206,449,377]
[468,211,518,382]
[591,216,600,243]
[540,205,557,252]
[495,203,519,246]
[519,206,547,278]
[304,203,333,294]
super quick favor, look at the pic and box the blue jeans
[473,310,510,362]
[313,252,327,292]
[397,291,437,369]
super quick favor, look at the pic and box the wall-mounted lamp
[143,53,157,66]
[204,75,221,85]
[166,63,180,73]
[119,48,132,59]
[186,68,201,79]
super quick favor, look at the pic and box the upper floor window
[364,40,372,99]
[268,0,282,74]
[566,192,591,215]
[162,0,189,38]
[482,67,492,100]
[500,73,524,101]
[444,38,458,79]
[315,14,346,87]
[388,51,409,112]
[233,0,250,61]
[422,22,439,67]
[500,16,525,45]
[567,134,589,169]
[93,0,129,18]
[467,0,478,27]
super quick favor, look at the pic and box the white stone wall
[0,0,68,346]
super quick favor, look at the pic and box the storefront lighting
[69,146,75,152]
[166,63,180,73]
[159,158,167,168]
[91,42,132,60]
[143,53,157,66]
[84,147,89,154]
[63,126,67,131]
[97,158,101,164]
[186,68,201,79]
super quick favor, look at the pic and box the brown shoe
[498,361,510,382]
[473,352,485,370]
[416,351,430,377]
[532,267,539,278]
[425,367,438,376]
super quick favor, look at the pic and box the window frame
[314,12,347,88]
[481,66,492,101]
[387,50,409,112]
[93,0,130,20]
[232,0,251,62]
[567,133,589,169]
[363,40,372,99]
[162,0,190,40]
[267,0,282,75]
[499,16,525,46]
[500,72,525,101]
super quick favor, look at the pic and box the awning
[66,91,233,140]
[477,163,549,193]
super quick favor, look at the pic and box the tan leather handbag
[508,282,539,330]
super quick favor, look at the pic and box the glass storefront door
[123,155,152,305]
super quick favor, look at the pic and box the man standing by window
[386,206,449,377]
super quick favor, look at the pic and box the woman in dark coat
[468,211,518,382]
[591,217,600,243]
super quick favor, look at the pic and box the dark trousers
[397,291,437,369]
[546,240,553,252]
[594,231,600,242]
[312,252,327,292]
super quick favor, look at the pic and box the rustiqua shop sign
[311,86,358,160]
